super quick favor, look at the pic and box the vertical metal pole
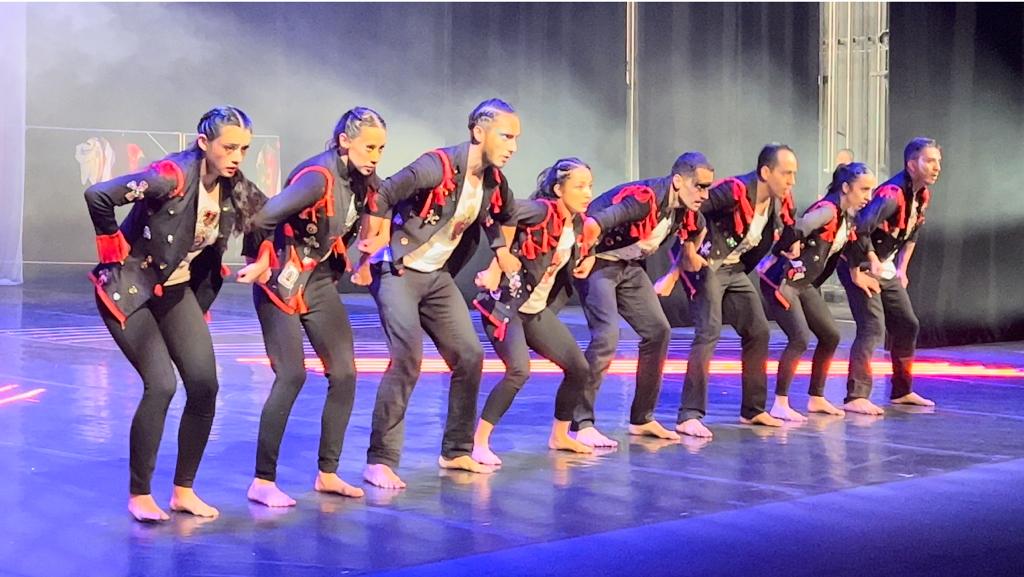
[626,1,638,181]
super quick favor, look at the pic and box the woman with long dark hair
[236,107,386,507]
[471,157,596,466]
[757,162,878,420]
[85,106,266,521]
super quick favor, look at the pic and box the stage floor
[2,266,1024,577]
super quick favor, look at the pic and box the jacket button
[400,237,409,246]
[168,208,175,215]
[159,263,168,270]
[112,292,121,301]
[167,235,174,243]
[128,285,138,295]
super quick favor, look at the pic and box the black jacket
[845,170,930,268]
[247,149,381,313]
[697,171,794,272]
[758,192,856,307]
[85,147,263,327]
[473,198,583,339]
[367,141,515,275]
[587,175,703,257]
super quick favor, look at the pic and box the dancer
[237,107,387,506]
[838,137,941,414]
[471,157,596,466]
[757,162,877,421]
[355,98,520,489]
[85,106,265,521]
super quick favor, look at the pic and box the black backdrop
[890,3,1024,347]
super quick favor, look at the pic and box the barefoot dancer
[237,108,387,507]
[572,152,714,448]
[838,138,942,414]
[353,99,520,489]
[675,144,799,438]
[471,158,596,466]
[85,106,265,521]
[757,162,877,421]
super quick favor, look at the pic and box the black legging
[97,283,218,496]
[479,307,589,425]
[253,263,357,482]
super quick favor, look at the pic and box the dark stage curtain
[890,3,1024,347]
[635,3,821,326]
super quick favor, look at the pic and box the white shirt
[880,194,919,280]
[321,196,359,264]
[402,177,484,273]
[597,216,673,262]
[519,222,575,314]
[828,217,849,259]
[721,202,770,266]
[165,171,221,286]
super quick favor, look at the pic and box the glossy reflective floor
[3,265,1024,577]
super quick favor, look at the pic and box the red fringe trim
[89,271,127,329]
[153,284,164,297]
[611,185,658,240]
[419,150,457,219]
[520,200,564,260]
[489,168,503,214]
[677,210,699,241]
[718,177,754,236]
[257,239,280,269]
[293,165,335,223]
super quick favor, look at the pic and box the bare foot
[315,471,364,498]
[891,392,935,407]
[844,398,885,416]
[169,486,219,518]
[363,464,407,490]
[471,445,503,467]
[549,424,594,454]
[438,455,495,474]
[807,395,846,416]
[247,478,297,508]
[675,418,713,439]
[128,494,170,522]
[769,396,808,422]
[572,427,619,448]
[740,412,784,427]
[628,420,681,440]
[472,419,502,466]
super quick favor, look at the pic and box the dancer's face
[760,148,797,200]
[843,173,876,214]
[673,166,714,212]
[555,167,593,215]
[476,112,520,168]
[198,124,252,178]
[340,125,387,176]
[908,146,941,187]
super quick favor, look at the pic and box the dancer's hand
[475,267,502,292]
[680,243,708,272]
[581,217,601,252]
[350,260,373,287]
[357,233,389,257]
[653,271,678,297]
[851,267,881,297]
[495,247,522,275]
[236,258,271,284]
[572,255,596,279]
[897,268,910,289]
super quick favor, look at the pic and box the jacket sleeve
[774,203,837,255]
[699,179,740,218]
[588,187,653,233]
[366,152,444,217]
[84,159,183,263]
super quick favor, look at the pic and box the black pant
[253,264,357,482]
[366,265,483,469]
[679,264,770,422]
[837,261,919,402]
[573,259,672,430]
[761,281,841,397]
[97,283,218,496]
[479,307,589,425]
